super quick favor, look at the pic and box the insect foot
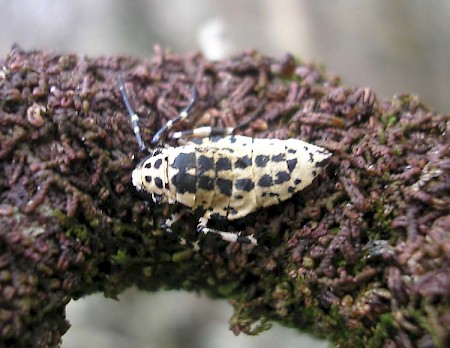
[195,214,258,244]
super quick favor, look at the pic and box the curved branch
[0,45,448,347]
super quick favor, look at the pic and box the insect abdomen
[167,135,331,220]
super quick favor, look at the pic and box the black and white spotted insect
[119,78,331,245]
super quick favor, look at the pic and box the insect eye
[152,194,163,204]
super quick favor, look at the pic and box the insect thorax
[132,149,175,204]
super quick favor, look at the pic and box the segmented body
[133,135,331,220]
[120,78,332,244]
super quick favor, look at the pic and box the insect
[119,78,331,245]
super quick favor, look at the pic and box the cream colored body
[133,135,331,221]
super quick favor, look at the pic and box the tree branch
[0,45,448,347]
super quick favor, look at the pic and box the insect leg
[118,77,147,152]
[160,211,200,250]
[197,213,258,245]
[161,211,186,232]
[151,86,198,145]
[171,103,265,141]
[171,126,234,140]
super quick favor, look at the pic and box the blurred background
[1,1,449,347]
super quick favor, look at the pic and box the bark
[0,45,449,347]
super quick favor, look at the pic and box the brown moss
[0,44,449,347]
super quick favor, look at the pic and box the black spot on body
[235,155,251,169]
[216,157,232,171]
[288,148,296,154]
[217,178,232,196]
[287,158,298,172]
[230,135,237,143]
[229,208,238,216]
[288,186,295,193]
[315,158,328,168]
[309,152,314,163]
[234,194,243,200]
[235,178,255,191]
[172,173,197,194]
[144,162,152,169]
[198,175,214,190]
[154,158,163,169]
[190,138,203,145]
[258,174,273,187]
[172,152,196,171]
[154,177,163,189]
[255,155,270,167]
[269,193,280,197]
[210,212,220,219]
[145,175,152,183]
[271,153,285,162]
[274,171,291,184]
[294,178,302,185]
[198,155,214,173]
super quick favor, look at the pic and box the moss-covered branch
[0,45,448,347]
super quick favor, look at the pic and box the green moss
[142,266,152,277]
[382,114,398,126]
[111,249,127,265]
[366,313,396,348]
[217,281,240,297]
[302,256,314,268]
[54,210,91,243]
[376,127,387,144]
[171,249,195,263]
[415,304,444,347]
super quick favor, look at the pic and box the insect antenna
[169,102,266,141]
[151,86,198,145]
[118,77,147,152]
[234,103,265,131]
